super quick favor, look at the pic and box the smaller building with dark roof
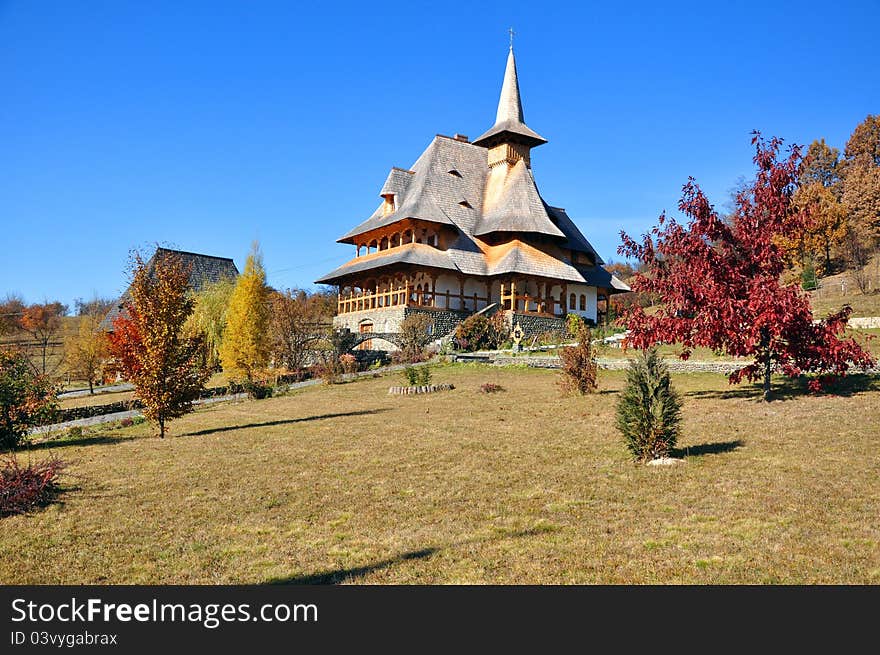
[101,247,239,331]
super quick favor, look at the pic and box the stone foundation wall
[333,307,471,351]
[506,312,567,341]
[333,307,407,336]
[404,307,471,338]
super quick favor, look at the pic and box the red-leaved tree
[619,133,874,400]
[107,251,209,437]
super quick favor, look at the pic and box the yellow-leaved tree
[186,277,236,370]
[220,243,270,381]
[792,182,848,273]
[65,310,109,394]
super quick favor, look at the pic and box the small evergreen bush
[615,348,683,462]
[402,365,432,386]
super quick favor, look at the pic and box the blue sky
[2,0,878,308]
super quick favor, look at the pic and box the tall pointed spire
[473,43,547,151]
[495,46,525,125]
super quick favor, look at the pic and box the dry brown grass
[2,364,879,584]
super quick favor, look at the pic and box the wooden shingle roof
[101,248,239,330]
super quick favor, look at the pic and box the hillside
[809,255,880,319]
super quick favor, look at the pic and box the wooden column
[459,276,465,311]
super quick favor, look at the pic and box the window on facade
[569,293,576,310]
[579,294,586,311]
[380,237,389,251]
[391,233,400,248]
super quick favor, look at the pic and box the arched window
[379,237,389,251]
[579,294,586,311]
[391,233,400,248]
[403,229,413,244]
[569,293,576,310]
[368,240,377,253]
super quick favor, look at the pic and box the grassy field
[3,364,879,584]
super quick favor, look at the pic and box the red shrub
[1,456,66,517]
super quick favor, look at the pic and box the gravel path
[31,363,421,435]
[58,383,134,399]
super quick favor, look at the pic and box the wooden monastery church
[316,45,629,348]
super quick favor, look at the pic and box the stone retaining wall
[481,354,879,375]
[849,317,880,329]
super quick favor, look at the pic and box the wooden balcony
[337,281,491,315]
[499,281,565,318]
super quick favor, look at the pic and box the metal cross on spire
[509,27,515,49]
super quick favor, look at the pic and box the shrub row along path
[31,364,424,435]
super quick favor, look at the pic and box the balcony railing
[337,281,568,318]
[499,282,565,317]
[337,281,491,315]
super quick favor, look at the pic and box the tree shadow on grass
[267,528,551,585]
[684,374,879,402]
[19,434,134,453]
[671,439,744,459]
[179,408,389,438]
[267,548,439,584]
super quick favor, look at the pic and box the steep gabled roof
[101,248,239,330]
[338,138,474,242]
[475,159,565,238]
